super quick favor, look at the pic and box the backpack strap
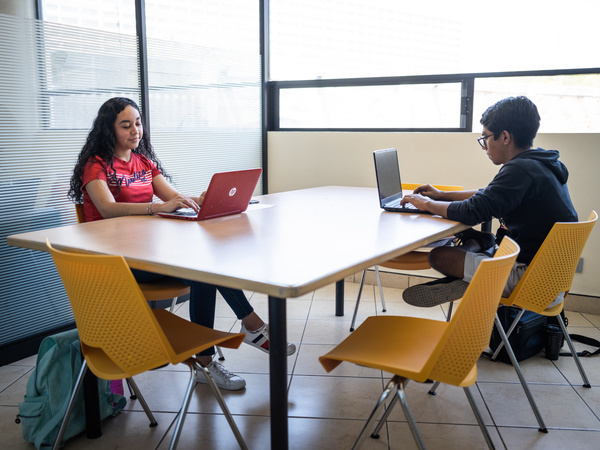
[559,334,600,357]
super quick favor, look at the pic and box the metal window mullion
[260,0,269,192]
[135,0,150,132]
[461,78,475,132]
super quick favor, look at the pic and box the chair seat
[380,251,430,271]
[82,309,244,380]
[152,309,244,363]
[138,280,190,301]
[320,316,447,382]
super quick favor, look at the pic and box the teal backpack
[15,329,126,449]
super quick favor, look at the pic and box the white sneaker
[241,323,297,356]
[195,361,246,391]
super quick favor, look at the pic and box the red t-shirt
[81,154,161,222]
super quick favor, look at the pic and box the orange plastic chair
[75,203,227,362]
[485,211,597,432]
[75,203,190,310]
[350,184,463,331]
[322,237,520,449]
[46,240,248,450]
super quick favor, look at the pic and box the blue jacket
[447,148,578,264]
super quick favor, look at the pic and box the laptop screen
[373,148,402,202]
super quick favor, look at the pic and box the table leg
[268,296,288,450]
[83,367,102,438]
[335,279,344,316]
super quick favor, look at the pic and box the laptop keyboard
[173,208,198,217]
[389,199,418,210]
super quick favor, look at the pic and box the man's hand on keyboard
[401,193,429,211]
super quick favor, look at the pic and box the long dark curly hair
[69,97,170,203]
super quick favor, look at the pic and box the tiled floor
[2,282,600,449]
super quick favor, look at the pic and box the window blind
[0,14,141,362]
[0,4,262,364]
[144,0,263,193]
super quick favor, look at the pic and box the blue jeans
[131,269,254,356]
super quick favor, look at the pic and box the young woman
[69,97,295,390]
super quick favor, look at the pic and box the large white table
[8,186,467,449]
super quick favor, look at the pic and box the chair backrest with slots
[503,211,597,314]
[428,237,520,386]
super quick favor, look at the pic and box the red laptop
[157,168,262,221]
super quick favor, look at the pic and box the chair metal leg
[53,360,89,450]
[396,378,426,450]
[350,269,367,332]
[169,361,198,450]
[491,308,525,360]
[494,315,548,432]
[373,265,387,313]
[125,377,158,427]
[370,379,401,438]
[125,378,137,399]
[464,386,495,450]
[191,359,248,450]
[557,314,591,387]
[427,380,441,395]
[445,301,454,322]
[351,376,399,450]
[169,296,179,312]
[427,302,455,395]
[216,346,225,361]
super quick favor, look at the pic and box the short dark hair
[480,96,541,149]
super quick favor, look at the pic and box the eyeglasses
[477,133,494,149]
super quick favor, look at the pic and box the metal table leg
[268,296,288,449]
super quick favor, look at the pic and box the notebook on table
[157,168,262,221]
[373,148,430,214]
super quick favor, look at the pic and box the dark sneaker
[402,277,469,307]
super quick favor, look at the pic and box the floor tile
[478,382,600,430]
[62,411,175,450]
[288,375,386,420]
[0,365,32,396]
[290,417,390,450]
[387,421,503,450]
[498,426,600,450]
[3,281,600,449]
[476,354,568,385]
[384,381,493,426]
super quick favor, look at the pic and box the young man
[400,96,578,307]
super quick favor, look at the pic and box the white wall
[268,131,600,296]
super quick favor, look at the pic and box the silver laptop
[373,148,430,214]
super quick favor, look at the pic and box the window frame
[267,67,600,132]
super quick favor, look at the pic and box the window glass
[41,0,135,35]
[144,0,262,192]
[270,0,600,81]
[473,75,600,133]
[279,83,462,129]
